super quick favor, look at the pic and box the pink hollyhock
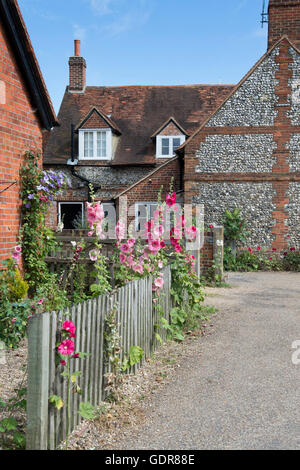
[248,248,253,254]
[209,224,214,229]
[72,353,79,359]
[58,339,75,356]
[120,243,131,254]
[62,320,76,336]
[287,235,290,239]
[87,201,104,228]
[290,247,296,251]
[88,231,93,237]
[269,257,273,261]
[115,221,125,240]
[40,196,48,202]
[133,263,144,275]
[166,192,176,207]
[160,240,165,248]
[153,224,164,238]
[257,246,261,251]
[154,277,164,289]
[60,360,67,366]
[14,245,22,253]
[283,252,287,256]
[170,237,179,246]
[158,260,163,269]
[37,298,44,305]
[11,317,17,324]
[120,253,127,264]
[272,248,277,252]
[127,255,134,267]
[175,244,182,253]
[128,238,136,247]
[148,239,160,252]
[89,249,99,261]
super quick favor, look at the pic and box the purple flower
[28,194,34,200]
[25,203,31,209]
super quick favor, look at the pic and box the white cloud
[88,0,116,15]
[72,23,86,40]
[103,9,151,37]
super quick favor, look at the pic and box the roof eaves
[0,0,59,130]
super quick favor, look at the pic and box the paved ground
[112,272,300,450]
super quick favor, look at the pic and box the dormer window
[152,117,188,159]
[79,129,112,160]
[156,135,185,158]
[76,107,122,162]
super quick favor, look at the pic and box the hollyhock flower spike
[58,339,75,356]
[62,320,76,336]
[154,277,164,289]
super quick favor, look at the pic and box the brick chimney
[69,40,86,93]
[268,0,300,50]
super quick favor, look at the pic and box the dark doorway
[59,202,83,230]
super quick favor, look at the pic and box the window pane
[162,138,169,155]
[97,131,107,158]
[173,138,181,153]
[84,132,94,158]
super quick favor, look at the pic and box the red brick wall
[0,18,43,261]
[116,158,182,228]
[268,0,300,50]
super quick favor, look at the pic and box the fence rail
[26,266,171,450]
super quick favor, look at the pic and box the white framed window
[135,202,157,232]
[156,135,185,158]
[79,129,112,160]
[58,202,84,230]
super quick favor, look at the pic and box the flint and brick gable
[184,38,300,251]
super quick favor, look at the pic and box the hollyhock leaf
[78,402,96,420]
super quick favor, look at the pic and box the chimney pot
[74,39,81,57]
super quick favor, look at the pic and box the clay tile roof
[44,84,234,165]
[75,107,122,135]
[150,116,189,139]
[0,0,58,130]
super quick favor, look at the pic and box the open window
[58,202,84,230]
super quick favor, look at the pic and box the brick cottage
[0,0,58,261]
[44,0,300,252]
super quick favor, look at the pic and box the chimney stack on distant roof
[69,39,86,93]
[268,0,300,50]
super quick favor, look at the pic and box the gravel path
[108,272,300,450]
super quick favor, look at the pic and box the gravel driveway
[110,272,300,450]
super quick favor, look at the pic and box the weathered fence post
[26,313,50,450]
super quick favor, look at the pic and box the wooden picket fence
[26,266,171,450]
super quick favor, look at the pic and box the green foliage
[0,259,29,302]
[222,208,248,244]
[168,252,206,341]
[78,402,96,420]
[282,250,300,271]
[19,151,68,292]
[121,346,144,371]
[0,382,27,449]
[223,246,300,272]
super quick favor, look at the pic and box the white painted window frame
[58,202,84,225]
[78,128,112,160]
[135,201,157,232]
[156,135,185,158]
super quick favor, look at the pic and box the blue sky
[18,0,268,114]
